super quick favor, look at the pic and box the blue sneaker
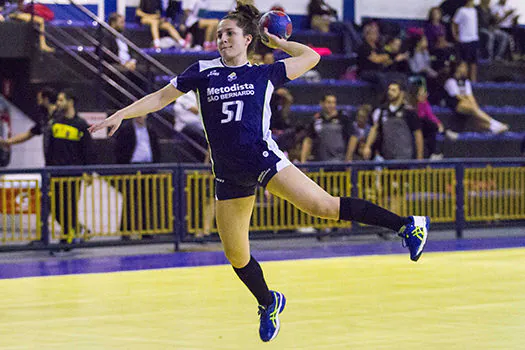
[258,290,286,342]
[398,216,430,262]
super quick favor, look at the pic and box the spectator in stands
[0,86,56,152]
[408,32,438,79]
[408,84,458,159]
[383,36,410,73]
[173,90,207,162]
[346,104,372,161]
[444,61,508,133]
[307,0,361,55]
[492,0,525,61]
[426,7,454,50]
[452,0,479,82]
[9,0,54,52]
[105,13,138,73]
[181,0,219,51]
[357,23,396,94]
[477,0,509,62]
[300,93,353,162]
[363,82,424,161]
[136,0,186,49]
[114,115,160,240]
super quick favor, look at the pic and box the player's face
[217,19,251,60]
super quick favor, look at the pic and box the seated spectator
[477,0,509,61]
[307,0,362,55]
[363,82,424,161]
[408,84,458,159]
[444,61,508,133]
[452,0,479,82]
[346,104,372,161]
[173,90,207,162]
[9,0,54,52]
[357,23,400,94]
[492,0,525,61]
[383,36,410,73]
[182,0,218,51]
[104,13,138,73]
[136,0,185,49]
[300,93,353,162]
[408,32,438,79]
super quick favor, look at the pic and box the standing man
[113,115,161,239]
[0,87,57,149]
[48,89,94,247]
[363,82,424,161]
[300,94,354,163]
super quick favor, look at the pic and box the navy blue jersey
[171,58,290,180]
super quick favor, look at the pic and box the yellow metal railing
[185,169,352,234]
[358,167,456,223]
[49,172,174,241]
[464,166,525,222]
[0,177,41,243]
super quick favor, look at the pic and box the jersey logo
[227,72,237,82]
[52,123,83,141]
[207,70,220,77]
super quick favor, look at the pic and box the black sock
[339,197,410,232]
[233,256,273,307]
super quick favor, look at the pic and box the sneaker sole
[412,216,430,262]
[267,292,286,342]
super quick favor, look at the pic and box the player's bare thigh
[266,164,339,220]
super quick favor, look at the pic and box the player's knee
[303,196,338,219]
[223,249,250,268]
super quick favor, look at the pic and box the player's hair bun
[235,4,261,22]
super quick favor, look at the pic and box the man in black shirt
[47,89,94,247]
[0,87,56,149]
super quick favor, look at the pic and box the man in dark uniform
[300,94,353,163]
[113,115,161,239]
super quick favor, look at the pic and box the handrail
[69,0,174,77]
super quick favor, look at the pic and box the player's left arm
[262,29,320,80]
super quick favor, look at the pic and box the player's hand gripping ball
[259,10,293,43]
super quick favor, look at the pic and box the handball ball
[259,10,293,41]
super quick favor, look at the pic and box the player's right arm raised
[88,84,184,136]
[262,29,320,80]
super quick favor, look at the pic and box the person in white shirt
[452,0,479,81]
[173,90,207,161]
[182,0,219,51]
[444,61,508,134]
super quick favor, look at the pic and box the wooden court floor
[0,248,524,349]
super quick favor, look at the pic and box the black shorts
[458,41,479,64]
[214,150,291,201]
